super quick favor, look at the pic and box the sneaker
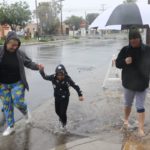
[60,123,67,132]
[24,109,32,124]
[2,127,15,136]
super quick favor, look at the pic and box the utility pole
[35,0,39,39]
[85,11,88,35]
[85,11,87,29]
[56,0,64,35]
[146,0,150,45]
[60,0,63,35]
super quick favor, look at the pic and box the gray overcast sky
[8,0,147,19]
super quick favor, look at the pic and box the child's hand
[79,96,84,101]
[38,64,44,71]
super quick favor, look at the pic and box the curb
[21,39,80,46]
[50,136,122,150]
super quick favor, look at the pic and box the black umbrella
[106,3,142,26]
[90,3,150,29]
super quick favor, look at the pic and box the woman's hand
[125,57,132,65]
[38,64,44,71]
[79,96,84,101]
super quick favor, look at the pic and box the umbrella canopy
[89,3,150,30]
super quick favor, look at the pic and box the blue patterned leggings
[0,81,27,127]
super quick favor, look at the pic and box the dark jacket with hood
[116,42,150,91]
[0,31,39,90]
[40,65,83,99]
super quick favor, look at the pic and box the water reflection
[122,131,150,150]
[54,135,68,150]
[0,125,31,150]
[23,126,31,150]
[123,141,144,150]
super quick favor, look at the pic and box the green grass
[0,39,4,45]
[0,38,48,45]
[0,35,69,45]
[20,37,39,43]
[73,36,80,39]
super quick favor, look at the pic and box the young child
[39,64,84,130]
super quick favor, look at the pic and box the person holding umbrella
[116,29,150,137]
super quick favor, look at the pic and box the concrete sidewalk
[1,97,150,150]
[50,136,122,150]
[0,100,123,150]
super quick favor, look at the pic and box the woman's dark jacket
[116,44,150,91]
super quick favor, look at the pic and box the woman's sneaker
[2,127,15,136]
[25,109,32,124]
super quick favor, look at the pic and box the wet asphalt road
[23,39,126,113]
[0,38,133,150]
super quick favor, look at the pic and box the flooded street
[23,38,125,112]
[8,38,123,116]
[1,38,150,150]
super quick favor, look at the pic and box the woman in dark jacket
[116,29,150,136]
[0,31,41,136]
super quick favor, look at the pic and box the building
[57,23,69,35]
[0,24,11,39]
[25,22,38,38]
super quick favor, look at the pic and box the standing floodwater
[1,38,150,150]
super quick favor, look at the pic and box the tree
[64,15,84,30]
[0,1,31,30]
[86,13,99,25]
[36,1,60,34]
[123,0,137,3]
